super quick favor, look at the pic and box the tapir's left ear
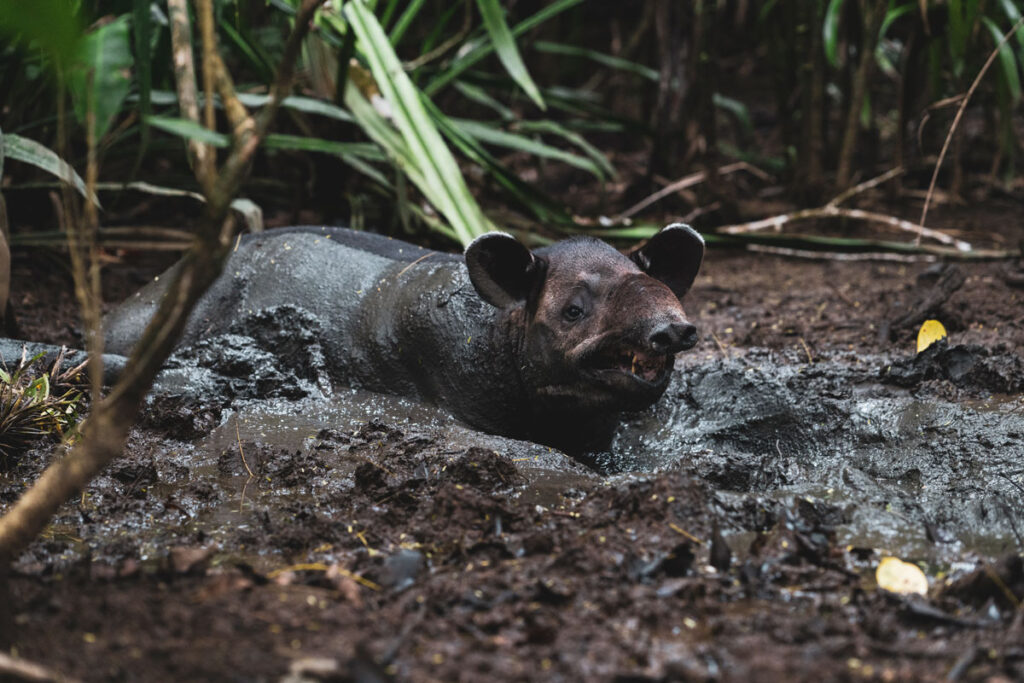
[465,232,547,308]
[630,223,704,300]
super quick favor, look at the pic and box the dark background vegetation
[2,0,1022,255]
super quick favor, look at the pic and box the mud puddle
[26,343,1019,576]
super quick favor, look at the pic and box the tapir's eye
[563,303,585,322]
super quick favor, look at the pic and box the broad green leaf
[147,116,230,147]
[0,0,84,68]
[823,0,845,68]
[68,15,133,142]
[2,133,98,206]
[425,0,586,96]
[534,41,659,81]
[345,1,494,245]
[475,0,546,109]
[982,16,1022,103]
[452,118,605,179]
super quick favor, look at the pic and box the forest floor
[2,190,1024,682]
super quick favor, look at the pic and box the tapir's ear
[465,232,546,308]
[630,223,704,300]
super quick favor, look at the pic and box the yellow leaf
[876,556,928,596]
[916,319,947,353]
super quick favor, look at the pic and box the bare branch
[718,204,972,252]
[919,16,1024,241]
[167,0,213,189]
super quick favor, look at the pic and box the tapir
[105,225,704,451]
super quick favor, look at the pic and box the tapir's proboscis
[105,224,704,453]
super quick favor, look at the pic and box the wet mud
[3,250,1024,681]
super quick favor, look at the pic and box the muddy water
[126,346,1021,571]
[12,335,1021,572]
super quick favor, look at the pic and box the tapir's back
[103,226,459,357]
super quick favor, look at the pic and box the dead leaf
[916,319,947,353]
[876,556,928,596]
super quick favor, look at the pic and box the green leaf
[132,0,153,155]
[516,119,616,179]
[823,0,845,68]
[345,1,494,245]
[2,133,98,206]
[422,98,567,224]
[533,41,660,81]
[454,80,516,120]
[712,94,753,136]
[264,133,386,160]
[68,15,134,142]
[982,16,1022,103]
[451,118,604,179]
[475,0,546,109]
[0,0,84,69]
[996,0,1024,62]
[147,116,230,147]
[389,0,427,45]
[425,0,586,96]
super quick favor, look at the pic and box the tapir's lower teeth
[631,354,638,375]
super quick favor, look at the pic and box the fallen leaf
[916,319,947,353]
[876,556,928,596]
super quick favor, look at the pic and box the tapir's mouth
[582,343,673,388]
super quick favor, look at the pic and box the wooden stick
[718,204,972,251]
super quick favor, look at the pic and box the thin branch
[718,204,972,251]
[826,166,904,208]
[167,0,212,190]
[746,244,936,263]
[618,161,767,220]
[0,652,82,683]
[919,16,1024,241]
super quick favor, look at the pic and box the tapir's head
[465,224,703,416]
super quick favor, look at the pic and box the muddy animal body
[105,225,704,450]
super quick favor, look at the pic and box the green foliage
[68,15,134,142]
[0,352,84,468]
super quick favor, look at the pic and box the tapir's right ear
[465,232,546,308]
[630,223,705,300]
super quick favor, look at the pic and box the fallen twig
[826,167,904,208]
[0,652,82,683]
[718,204,972,252]
[619,161,768,220]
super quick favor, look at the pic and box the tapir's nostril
[679,323,698,350]
[649,322,699,353]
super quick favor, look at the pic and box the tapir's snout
[648,320,699,354]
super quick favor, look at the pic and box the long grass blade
[425,0,586,96]
[452,118,605,179]
[3,133,98,206]
[345,1,493,245]
[475,0,546,109]
[533,41,659,81]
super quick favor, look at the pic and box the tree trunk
[836,0,887,189]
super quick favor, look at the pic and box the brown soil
[3,198,1024,681]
